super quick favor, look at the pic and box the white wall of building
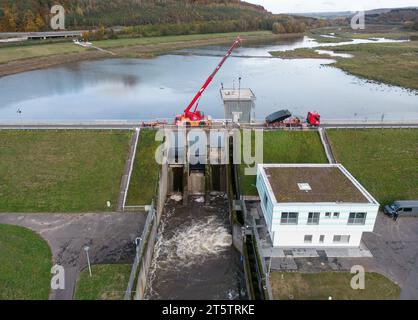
[269,203,378,247]
[256,164,380,248]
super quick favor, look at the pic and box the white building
[220,88,256,124]
[256,164,379,248]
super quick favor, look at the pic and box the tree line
[0,0,269,32]
[0,0,322,36]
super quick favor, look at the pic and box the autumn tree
[34,13,45,31]
[272,22,286,34]
[82,31,89,41]
[23,10,38,32]
[0,4,18,32]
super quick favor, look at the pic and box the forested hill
[0,0,274,31]
[366,8,418,29]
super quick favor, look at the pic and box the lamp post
[84,246,92,277]
[135,237,142,248]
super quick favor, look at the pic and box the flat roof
[260,164,378,204]
[220,88,256,101]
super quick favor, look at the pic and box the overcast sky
[246,0,418,13]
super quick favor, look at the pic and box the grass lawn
[307,25,417,43]
[74,264,131,300]
[325,41,418,90]
[127,129,161,205]
[0,42,86,64]
[327,129,418,206]
[270,48,332,59]
[0,130,132,212]
[270,272,400,300]
[0,31,275,64]
[239,131,328,196]
[95,31,274,49]
[271,41,418,91]
[0,224,52,300]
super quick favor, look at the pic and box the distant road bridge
[0,31,87,41]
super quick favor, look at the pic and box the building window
[333,235,350,243]
[263,193,268,208]
[333,212,340,218]
[325,212,331,218]
[281,212,298,225]
[319,235,325,243]
[348,212,367,225]
[307,212,320,225]
[304,235,313,243]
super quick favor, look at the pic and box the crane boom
[184,36,241,115]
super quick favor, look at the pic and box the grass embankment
[324,42,418,90]
[0,31,278,65]
[127,130,161,206]
[239,131,328,196]
[0,130,132,212]
[270,48,331,59]
[327,129,418,206]
[94,30,274,49]
[0,224,52,300]
[0,43,85,64]
[271,41,418,90]
[270,272,400,300]
[308,25,417,43]
[308,30,354,44]
[75,264,131,300]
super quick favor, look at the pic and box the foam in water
[145,198,236,299]
[160,216,232,270]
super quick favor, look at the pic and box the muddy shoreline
[0,33,302,78]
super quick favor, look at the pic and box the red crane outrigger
[175,36,242,126]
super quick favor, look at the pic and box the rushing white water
[170,194,183,202]
[158,215,232,270]
[145,197,237,299]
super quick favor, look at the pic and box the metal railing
[124,202,156,300]
[122,128,141,211]
[251,215,273,300]
[123,166,162,300]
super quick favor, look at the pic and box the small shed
[220,88,256,123]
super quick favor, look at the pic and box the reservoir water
[0,36,417,122]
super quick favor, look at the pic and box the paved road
[337,213,418,300]
[264,210,418,299]
[0,212,147,300]
[1,31,86,39]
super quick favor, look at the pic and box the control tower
[220,88,256,124]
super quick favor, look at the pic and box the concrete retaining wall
[133,164,168,300]
[232,223,244,255]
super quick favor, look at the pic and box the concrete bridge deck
[0,120,417,130]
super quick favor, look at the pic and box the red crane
[175,36,242,126]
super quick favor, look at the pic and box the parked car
[384,201,418,217]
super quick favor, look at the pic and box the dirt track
[0,33,300,78]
